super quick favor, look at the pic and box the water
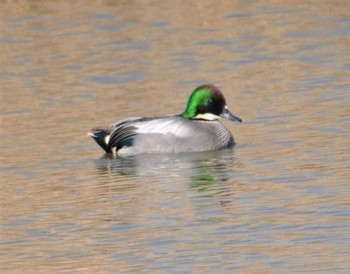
[1,1,349,273]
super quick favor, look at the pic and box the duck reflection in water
[94,149,238,193]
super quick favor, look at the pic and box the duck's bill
[221,107,242,123]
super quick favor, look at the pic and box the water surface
[1,0,349,273]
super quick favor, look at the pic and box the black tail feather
[88,129,112,153]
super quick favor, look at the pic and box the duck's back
[115,116,234,156]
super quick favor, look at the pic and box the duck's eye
[208,99,213,104]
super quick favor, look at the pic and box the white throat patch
[193,113,220,121]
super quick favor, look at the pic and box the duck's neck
[180,112,219,121]
[181,110,195,119]
[181,100,197,119]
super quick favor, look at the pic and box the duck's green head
[181,84,242,123]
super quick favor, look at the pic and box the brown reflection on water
[1,0,349,272]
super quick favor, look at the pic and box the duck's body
[89,84,242,156]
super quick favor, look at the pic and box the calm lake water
[1,0,349,273]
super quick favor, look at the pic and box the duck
[88,84,242,156]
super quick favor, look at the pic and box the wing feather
[107,116,190,150]
[108,125,137,149]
